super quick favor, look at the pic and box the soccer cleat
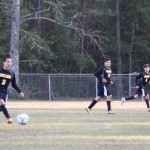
[108,109,116,114]
[147,108,150,112]
[7,118,13,124]
[121,97,125,106]
[86,108,91,114]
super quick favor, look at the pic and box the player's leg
[105,87,115,114]
[86,84,103,114]
[0,99,12,121]
[144,91,150,111]
[86,96,102,114]
[121,95,138,105]
[121,89,140,105]
[0,93,13,124]
[88,96,101,110]
[145,96,150,111]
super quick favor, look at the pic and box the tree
[0,0,12,65]
[121,0,150,73]
[9,0,20,74]
[116,0,122,74]
[1,0,150,74]
[116,0,123,96]
[19,0,105,73]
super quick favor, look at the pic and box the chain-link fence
[8,73,142,100]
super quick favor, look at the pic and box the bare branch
[20,7,51,21]
[20,0,64,22]
[45,0,65,20]
[20,16,105,56]
[0,1,12,14]
[20,29,43,50]
[20,0,106,57]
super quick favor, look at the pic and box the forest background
[0,0,150,74]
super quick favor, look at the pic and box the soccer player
[121,64,150,112]
[0,56,24,124]
[86,58,116,114]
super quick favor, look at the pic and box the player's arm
[148,77,150,84]
[11,73,24,97]
[110,80,113,85]
[109,72,113,84]
[94,67,107,83]
[135,73,142,88]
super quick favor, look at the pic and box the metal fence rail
[8,73,139,100]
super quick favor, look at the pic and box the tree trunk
[37,0,42,37]
[9,0,20,75]
[129,21,135,73]
[80,0,85,73]
[116,0,123,97]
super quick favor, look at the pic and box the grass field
[0,101,150,150]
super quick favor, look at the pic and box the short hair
[3,55,11,62]
[104,58,111,63]
[143,64,149,69]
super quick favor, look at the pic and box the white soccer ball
[17,113,29,125]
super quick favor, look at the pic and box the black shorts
[0,91,8,111]
[97,84,111,97]
[135,88,148,96]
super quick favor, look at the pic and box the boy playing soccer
[86,58,116,114]
[0,56,24,123]
[121,64,150,111]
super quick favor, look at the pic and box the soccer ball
[16,113,29,125]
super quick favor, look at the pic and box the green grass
[0,105,150,150]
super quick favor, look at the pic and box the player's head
[143,64,150,73]
[104,58,111,68]
[3,55,12,70]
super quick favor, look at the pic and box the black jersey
[135,72,150,88]
[94,66,112,86]
[0,68,22,93]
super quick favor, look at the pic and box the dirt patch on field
[7,101,147,110]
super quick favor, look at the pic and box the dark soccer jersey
[94,66,112,85]
[135,72,150,88]
[0,68,21,93]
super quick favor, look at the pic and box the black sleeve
[94,67,104,81]
[135,73,142,86]
[11,73,22,93]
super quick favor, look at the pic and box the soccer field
[0,101,150,150]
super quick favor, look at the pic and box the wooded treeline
[0,0,150,74]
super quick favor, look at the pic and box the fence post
[48,74,51,101]
[95,78,98,97]
[129,73,131,96]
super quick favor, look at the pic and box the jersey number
[2,79,6,85]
